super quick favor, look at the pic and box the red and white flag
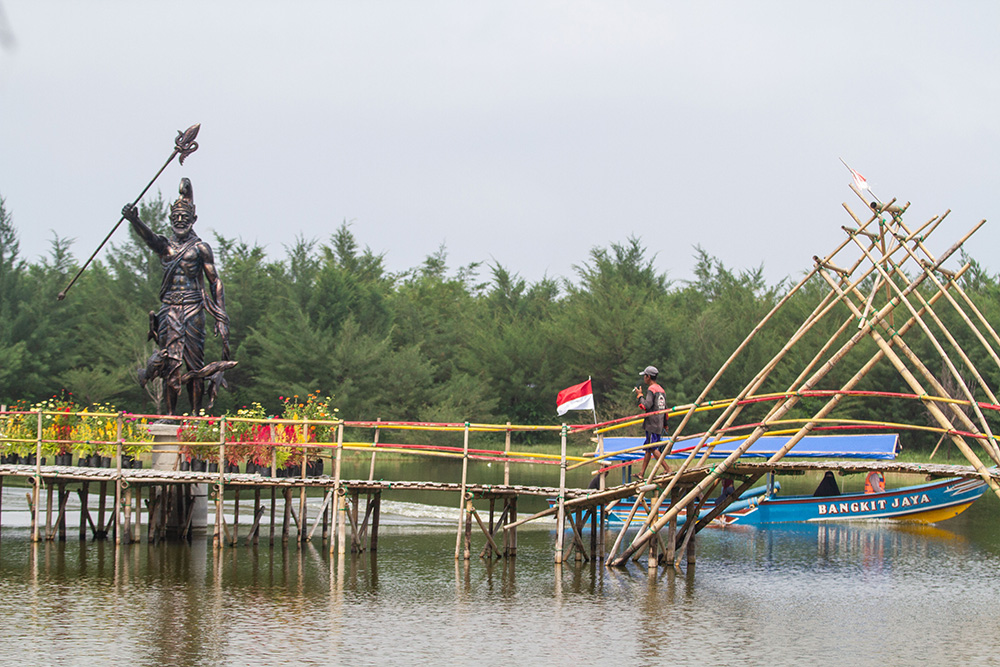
[850,167,869,192]
[841,158,869,192]
[556,379,595,416]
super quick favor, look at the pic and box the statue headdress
[170,177,196,219]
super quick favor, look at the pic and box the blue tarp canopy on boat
[600,433,900,462]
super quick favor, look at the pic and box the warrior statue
[122,178,234,415]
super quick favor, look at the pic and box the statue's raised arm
[121,202,167,255]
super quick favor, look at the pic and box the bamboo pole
[502,422,512,487]
[123,486,132,544]
[554,424,567,564]
[231,488,240,546]
[608,222,890,558]
[334,422,346,557]
[752,267,972,473]
[44,481,53,541]
[368,418,380,482]
[929,433,948,460]
[307,490,334,541]
[282,487,291,543]
[32,410,41,543]
[664,486,678,564]
[454,422,471,560]
[269,486,276,546]
[685,216,971,507]
[213,418,227,549]
[321,490,330,544]
[370,491,381,552]
[845,227,1000,464]
[115,413,123,545]
[134,485,141,544]
[464,495,473,560]
[55,484,67,541]
[79,483,88,542]
[811,265,1000,491]
[877,212,1000,371]
[606,276,855,560]
[269,445,277,545]
[898,266,998,408]
[609,228,970,566]
[299,419,307,543]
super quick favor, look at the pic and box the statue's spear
[57,123,201,301]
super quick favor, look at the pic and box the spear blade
[175,123,200,165]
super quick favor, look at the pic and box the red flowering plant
[224,402,278,467]
[177,411,222,465]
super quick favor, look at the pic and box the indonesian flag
[850,167,869,191]
[556,379,595,416]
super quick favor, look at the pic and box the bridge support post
[554,424,567,563]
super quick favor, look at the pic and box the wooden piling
[123,487,132,544]
[253,487,261,545]
[282,487,291,544]
[134,485,141,544]
[114,420,123,545]
[78,483,89,542]
[44,481,53,541]
[269,486,276,546]
[463,495,473,560]
[321,491,329,544]
[503,422,511,486]
[97,482,107,540]
[370,491,381,552]
[231,488,240,547]
[665,487,678,564]
[299,420,308,543]
[368,418,380,481]
[214,418,226,549]
[554,424,567,563]
[57,484,68,542]
[32,410,41,543]
[454,422,470,560]
[333,422,345,557]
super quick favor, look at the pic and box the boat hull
[598,477,986,527]
[723,477,987,525]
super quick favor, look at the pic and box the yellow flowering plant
[278,391,338,469]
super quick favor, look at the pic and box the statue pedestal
[147,423,208,538]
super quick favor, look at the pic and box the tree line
[2,192,999,449]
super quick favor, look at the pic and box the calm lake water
[0,466,999,666]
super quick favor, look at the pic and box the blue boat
[597,434,988,526]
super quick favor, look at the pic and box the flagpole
[589,376,598,425]
[839,157,882,205]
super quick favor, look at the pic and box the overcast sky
[1,2,998,289]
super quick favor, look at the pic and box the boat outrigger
[593,434,987,527]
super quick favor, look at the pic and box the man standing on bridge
[635,365,667,478]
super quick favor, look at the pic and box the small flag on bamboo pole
[556,379,595,416]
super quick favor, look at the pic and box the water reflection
[0,508,999,664]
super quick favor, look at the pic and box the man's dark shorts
[643,431,663,455]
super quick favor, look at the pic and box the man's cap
[639,365,659,377]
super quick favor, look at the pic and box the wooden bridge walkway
[0,458,991,567]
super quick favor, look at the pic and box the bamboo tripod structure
[605,182,1000,567]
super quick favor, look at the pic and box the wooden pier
[3,456,996,571]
